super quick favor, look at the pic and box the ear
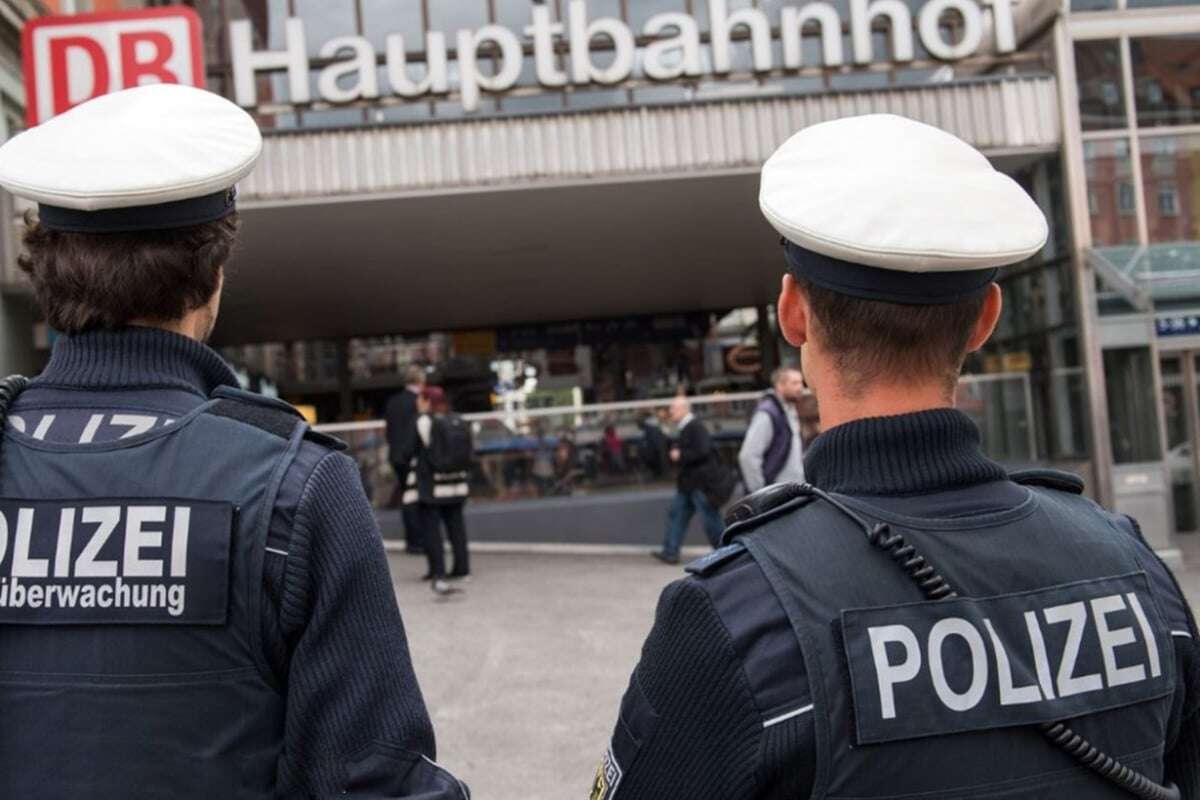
[965,283,1003,353]
[777,273,809,348]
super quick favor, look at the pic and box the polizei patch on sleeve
[841,572,1173,744]
[589,746,623,800]
[0,498,232,625]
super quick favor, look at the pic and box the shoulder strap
[721,482,817,545]
[207,385,347,451]
[1009,468,1085,495]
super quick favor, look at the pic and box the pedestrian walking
[412,386,472,595]
[386,364,428,554]
[594,114,1198,800]
[738,366,806,493]
[652,396,727,565]
[638,411,669,479]
[0,85,466,798]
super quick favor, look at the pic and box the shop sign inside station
[230,0,1020,114]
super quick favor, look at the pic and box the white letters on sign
[229,0,1018,113]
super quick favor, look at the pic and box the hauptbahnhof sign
[24,1,1020,124]
[231,0,1019,113]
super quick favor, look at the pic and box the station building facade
[0,0,1198,555]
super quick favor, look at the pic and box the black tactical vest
[0,387,310,798]
[732,481,1177,799]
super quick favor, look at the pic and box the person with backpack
[412,386,472,595]
[738,366,806,493]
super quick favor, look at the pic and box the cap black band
[38,188,238,234]
[782,240,998,306]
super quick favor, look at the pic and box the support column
[1053,18,1115,508]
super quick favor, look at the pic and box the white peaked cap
[0,84,262,231]
[760,114,1049,275]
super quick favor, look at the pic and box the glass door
[1160,352,1200,533]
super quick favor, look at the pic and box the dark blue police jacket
[725,478,1183,798]
[0,328,467,799]
[0,384,299,795]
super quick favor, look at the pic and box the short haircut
[405,365,427,386]
[18,212,238,335]
[795,276,986,397]
[771,366,801,385]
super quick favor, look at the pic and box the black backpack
[427,414,474,473]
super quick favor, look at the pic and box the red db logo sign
[22,7,205,126]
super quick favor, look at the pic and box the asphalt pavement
[390,537,1200,800]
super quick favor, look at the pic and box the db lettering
[22,8,205,125]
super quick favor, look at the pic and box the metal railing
[318,373,1037,509]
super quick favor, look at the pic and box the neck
[815,380,954,431]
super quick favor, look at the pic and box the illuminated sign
[22,7,205,126]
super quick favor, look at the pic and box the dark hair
[17,211,239,335]
[795,277,987,397]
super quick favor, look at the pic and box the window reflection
[1131,35,1200,128]
[1085,139,1140,246]
[1075,40,1127,131]
[1142,135,1200,244]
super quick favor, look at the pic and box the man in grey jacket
[738,367,806,492]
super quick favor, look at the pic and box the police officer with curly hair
[0,85,467,799]
[592,115,1199,800]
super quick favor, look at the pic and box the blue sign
[1156,316,1200,337]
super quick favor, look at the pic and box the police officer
[592,115,1199,799]
[0,85,467,799]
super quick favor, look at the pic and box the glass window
[1071,0,1117,11]
[493,0,540,29]
[1158,183,1179,216]
[1160,355,1197,532]
[1131,35,1200,128]
[628,0,688,31]
[428,1,490,35]
[361,0,426,52]
[1086,139,1140,246]
[1128,0,1200,9]
[1141,134,1200,243]
[1075,40,1127,131]
[585,0,624,19]
[1118,181,1136,215]
[294,0,360,58]
[1104,347,1164,464]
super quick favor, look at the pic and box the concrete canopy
[216,146,1052,346]
[215,171,782,345]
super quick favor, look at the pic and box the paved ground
[390,537,1200,800]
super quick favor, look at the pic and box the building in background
[0,0,1198,555]
[0,0,40,378]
